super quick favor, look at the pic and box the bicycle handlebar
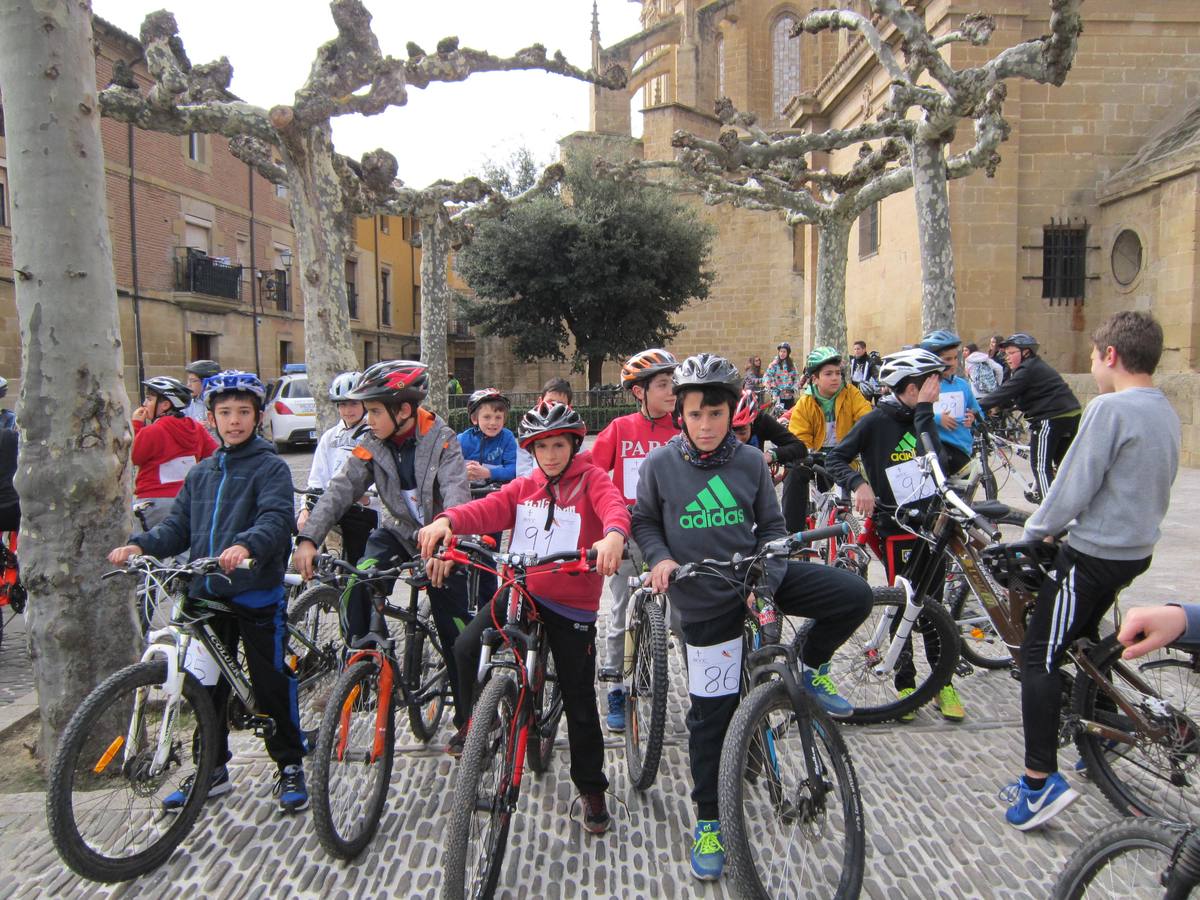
[438,537,598,574]
[918,433,1003,542]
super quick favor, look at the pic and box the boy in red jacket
[133,376,218,528]
[590,348,680,730]
[418,402,629,834]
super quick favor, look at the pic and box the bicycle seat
[972,500,1012,521]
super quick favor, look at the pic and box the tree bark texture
[910,138,956,333]
[0,0,142,763]
[813,217,852,352]
[419,216,452,420]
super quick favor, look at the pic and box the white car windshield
[284,378,311,399]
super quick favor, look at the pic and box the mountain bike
[46,555,341,882]
[1052,817,1200,899]
[310,556,453,859]
[664,522,871,899]
[622,575,669,791]
[803,456,871,577]
[441,540,592,900]
[0,529,24,654]
[972,419,1037,502]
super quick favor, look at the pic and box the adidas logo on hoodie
[679,475,746,529]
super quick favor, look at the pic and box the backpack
[968,360,999,395]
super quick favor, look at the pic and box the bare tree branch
[795,8,907,82]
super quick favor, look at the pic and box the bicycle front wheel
[948,575,1012,670]
[444,674,520,900]
[287,584,342,735]
[1051,817,1186,900]
[826,589,959,725]
[719,680,865,899]
[46,660,218,883]
[1073,635,1200,820]
[625,595,669,791]
[311,658,395,860]
[404,596,448,743]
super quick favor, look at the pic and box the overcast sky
[93,0,645,186]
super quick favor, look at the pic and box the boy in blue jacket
[108,370,308,814]
[918,330,985,474]
[458,388,517,487]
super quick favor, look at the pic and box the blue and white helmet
[203,370,266,409]
[329,371,362,401]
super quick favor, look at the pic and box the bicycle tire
[1051,817,1187,900]
[287,584,342,735]
[828,590,960,725]
[625,595,669,791]
[46,660,218,883]
[404,595,448,743]
[443,674,520,900]
[948,576,1011,670]
[719,680,865,899]
[310,658,395,860]
[1073,635,1200,820]
[526,646,562,775]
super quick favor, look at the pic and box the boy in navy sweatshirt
[632,353,872,883]
[1002,311,1180,831]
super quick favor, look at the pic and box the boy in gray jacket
[632,353,872,882]
[291,361,473,744]
[1001,311,1180,831]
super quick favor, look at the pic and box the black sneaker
[582,792,611,834]
[1024,489,1043,505]
[446,722,469,758]
[162,764,232,812]
[274,764,309,813]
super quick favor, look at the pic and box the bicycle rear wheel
[526,647,562,775]
[1051,818,1186,900]
[311,658,395,860]
[625,595,669,791]
[404,596,448,742]
[719,680,865,899]
[444,674,520,900]
[826,589,959,724]
[287,584,342,735]
[1073,636,1200,820]
[46,661,218,882]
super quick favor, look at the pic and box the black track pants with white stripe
[1028,414,1079,500]
[1019,545,1150,773]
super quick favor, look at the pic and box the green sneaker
[935,684,965,721]
[896,687,917,723]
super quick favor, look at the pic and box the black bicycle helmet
[185,359,222,379]
[142,375,193,414]
[999,332,1039,353]
[672,353,742,398]
[467,387,511,416]
[517,401,587,450]
[777,341,792,352]
[346,360,429,404]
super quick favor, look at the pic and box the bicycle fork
[864,577,918,675]
[113,632,193,778]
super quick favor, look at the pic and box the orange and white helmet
[620,349,678,389]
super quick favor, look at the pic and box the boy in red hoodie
[590,348,680,730]
[132,376,218,528]
[418,401,629,834]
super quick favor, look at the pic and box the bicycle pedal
[597,667,621,683]
[954,660,975,677]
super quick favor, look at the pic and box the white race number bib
[508,503,582,557]
[933,392,965,420]
[183,639,221,686]
[686,637,742,698]
[621,457,645,501]
[885,459,936,507]
[158,455,197,484]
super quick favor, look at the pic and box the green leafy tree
[457,151,714,387]
[477,146,553,198]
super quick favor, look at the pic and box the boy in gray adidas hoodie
[1001,311,1180,832]
[631,353,872,883]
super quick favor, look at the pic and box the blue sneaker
[1000,772,1078,831]
[800,663,854,718]
[690,820,725,881]
[274,764,310,813]
[606,688,626,732]
[162,764,231,812]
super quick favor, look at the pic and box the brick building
[555,0,1200,382]
[0,17,479,402]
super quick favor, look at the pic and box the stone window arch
[771,12,801,116]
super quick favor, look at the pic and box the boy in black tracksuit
[978,333,1080,503]
[826,349,962,718]
[632,354,873,883]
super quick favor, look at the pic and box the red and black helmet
[467,387,510,417]
[517,401,587,450]
[347,360,429,404]
[620,348,678,389]
[732,388,760,428]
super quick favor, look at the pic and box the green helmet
[805,346,842,375]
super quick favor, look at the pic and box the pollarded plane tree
[798,0,1082,332]
[596,85,1009,352]
[99,0,625,420]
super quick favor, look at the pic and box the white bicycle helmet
[877,348,948,387]
[329,371,362,402]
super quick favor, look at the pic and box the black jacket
[978,355,1079,422]
[826,398,945,511]
[751,412,808,464]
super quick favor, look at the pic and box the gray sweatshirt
[632,437,787,622]
[1023,388,1179,560]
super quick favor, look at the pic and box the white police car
[263,365,317,451]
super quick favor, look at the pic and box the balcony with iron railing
[175,247,243,301]
[448,318,472,339]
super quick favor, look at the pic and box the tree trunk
[911,136,957,334]
[813,217,851,352]
[278,124,359,433]
[419,215,452,420]
[587,356,605,390]
[0,0,142,764]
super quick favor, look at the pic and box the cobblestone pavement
[0,448,1196,898]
